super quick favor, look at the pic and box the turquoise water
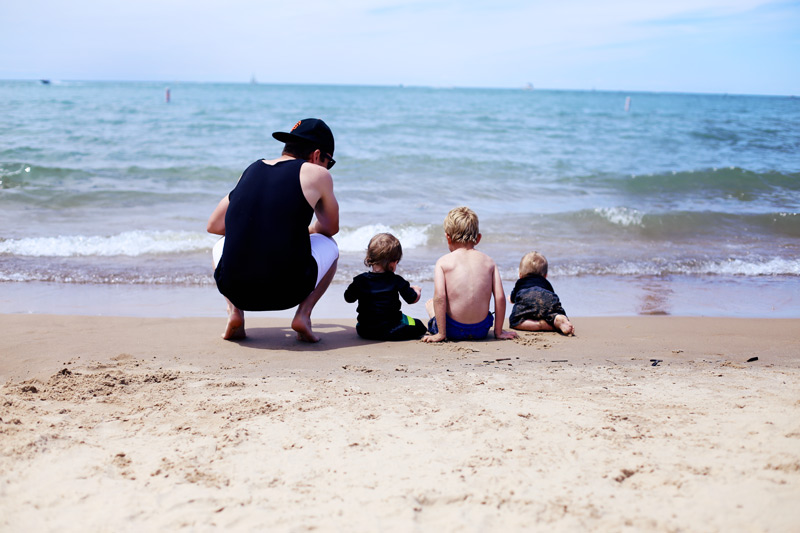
[1,80,798,317]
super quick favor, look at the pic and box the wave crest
[593,207,644,227]
[0,231,217,257]
[337,224,432,253]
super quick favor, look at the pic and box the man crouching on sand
[206,118,340,342]
[423,206,517,343]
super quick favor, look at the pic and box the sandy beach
[1,314,799,531]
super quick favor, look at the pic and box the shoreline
[2,315,798,531]
[2,273,798,319]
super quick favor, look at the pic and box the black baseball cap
[272,118,335,157]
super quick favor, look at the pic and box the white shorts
[212,233,339,288]
[308,233,339,286]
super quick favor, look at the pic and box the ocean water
[1,80,798,318]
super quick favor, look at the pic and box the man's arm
[207,195,229,235]
[311,190,339,236]
[301,164,339,237]
[422,261,448,343]
[492,262,517,340]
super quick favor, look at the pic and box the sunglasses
[323,153,336,169]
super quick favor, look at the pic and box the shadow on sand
[222,322,389,351]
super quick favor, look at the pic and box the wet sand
[2,276,798,319]
[1,315,799,531]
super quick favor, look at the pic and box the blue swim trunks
[427,313,494,341]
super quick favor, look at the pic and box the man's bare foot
[291,313,319,343]
[554,315,575,336]
[223,305,246,340]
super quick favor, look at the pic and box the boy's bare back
[435,247,497,324]
[423,206,516,342]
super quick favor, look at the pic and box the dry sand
[1,315,799,532]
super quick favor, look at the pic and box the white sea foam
[0,231,217,257]
[707,258,800,276]
[336,224,431,253]
[0,226,433,258]
[556,257,800,277]
[594,207,644,227]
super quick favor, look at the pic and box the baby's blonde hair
[443,206,479,244]
[364,233,403,269]
[519,251,548,278]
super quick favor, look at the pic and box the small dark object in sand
[551,360,568,363]
[650,359,663,366]
[497,358,511,362]
[746,357,758,363]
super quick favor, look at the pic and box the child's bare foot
[291,313,320,343]
[554,315,575,336]
[511,319,554,332]
[223,305,246,340]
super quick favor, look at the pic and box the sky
[1,0,798,95]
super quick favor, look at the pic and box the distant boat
[40,79,51,85]
[523,82,533,90]
[250,74,258,84]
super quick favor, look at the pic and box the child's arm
[492,263,517,340]
[410,285,422,304]
[422,262,447,343]
[398,278,421,304]
[343,280,358,303]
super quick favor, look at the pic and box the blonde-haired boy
[509,251,574,335]
[423,206,517,342]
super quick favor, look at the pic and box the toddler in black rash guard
[509,251,575,336]
[344,233,428,341]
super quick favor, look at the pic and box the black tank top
[214,159,318,310]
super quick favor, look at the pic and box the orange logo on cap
[291,120,302,131]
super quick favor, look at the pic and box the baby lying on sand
[509,251,574,336]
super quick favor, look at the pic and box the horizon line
[2,77,795,99]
